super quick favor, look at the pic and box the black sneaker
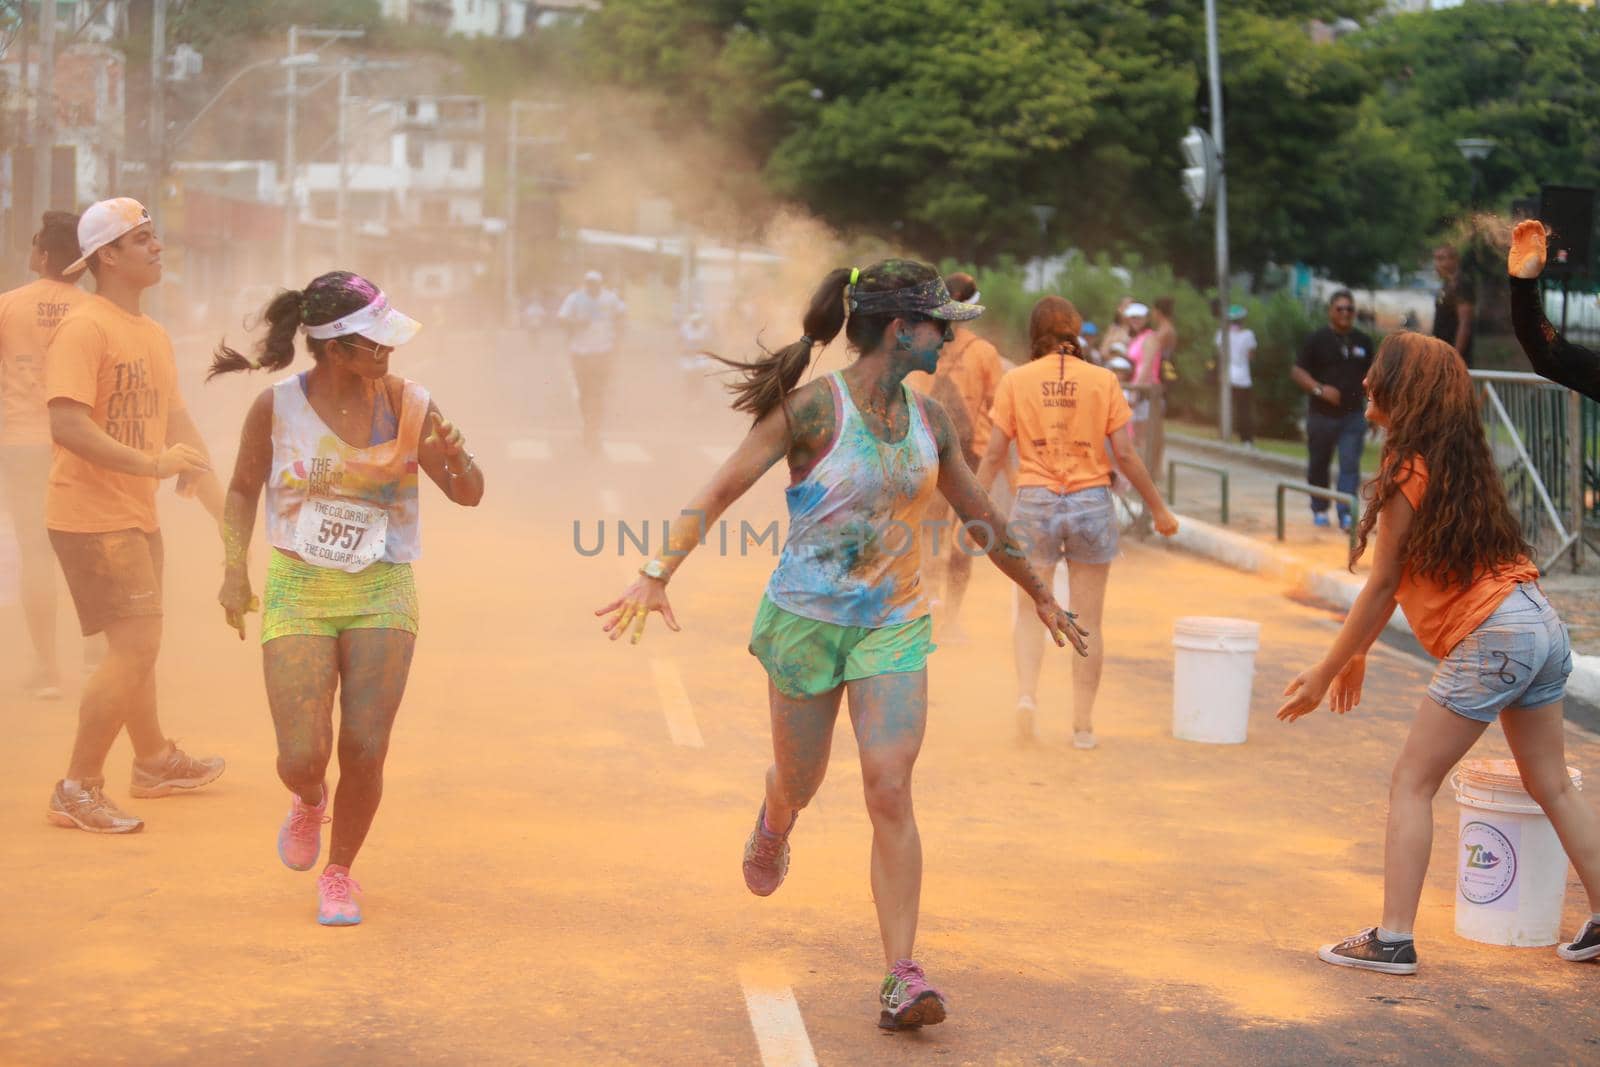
[1317,928,1418,975]
[1558,919,1600,962]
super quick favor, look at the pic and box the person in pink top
[0,211,87,698]
[211,270,485,926]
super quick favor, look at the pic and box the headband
[848,276,982,322]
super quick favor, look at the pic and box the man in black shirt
[1432,243,1476,365]
[1292,289,1374,531]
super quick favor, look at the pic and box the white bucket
[1171,617,1260,744]
[1453,758,1582,947]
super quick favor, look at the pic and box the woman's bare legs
[1501,701,1600,913]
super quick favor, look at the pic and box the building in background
[379,0,598,39]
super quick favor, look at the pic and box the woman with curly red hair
[1278,331,1600,972]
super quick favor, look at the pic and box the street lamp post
[1204,0,1232,442]
[283,25,365,280]
[1455,137,1496,209]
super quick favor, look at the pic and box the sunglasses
[1331,305,1355,313]
[339,338,392,360]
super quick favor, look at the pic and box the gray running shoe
[742,802,795,897]
[47,778,143,834]
[129,740,225,798]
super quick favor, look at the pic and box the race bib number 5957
[293,497,388,573]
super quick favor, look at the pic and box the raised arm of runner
[1508,219,1600,401]
[419,404,485,506]
[918,392,1089,656]
[217,388,273,638]
[592,381,807,645]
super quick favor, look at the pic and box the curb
[1167,511,1600,727]
[1166,431,1304,478]
[1167,511,1414,638]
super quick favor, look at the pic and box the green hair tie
[848,267,860,286]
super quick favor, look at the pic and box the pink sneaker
[316,866,363,926]
[878,959,947,1030]
[277,785,329,871]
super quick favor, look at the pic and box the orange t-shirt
[989,354,1131,492]
[0,277,88,446]
[1394,458,1540,658]
[44,295,186,534]
[906,327,1005,455]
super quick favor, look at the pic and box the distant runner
[0,211,86,699]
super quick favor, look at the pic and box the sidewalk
[1161,431,1600,725]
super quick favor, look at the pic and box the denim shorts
[1009,485,1118,569]
[1427,583,1572,723]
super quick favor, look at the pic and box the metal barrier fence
[1470,370,1585,571]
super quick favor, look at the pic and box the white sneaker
[1073,730,1098,750]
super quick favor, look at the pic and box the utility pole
[33,0,56,219]
[282,24,300,280]
[282,25,365,279]
[504,100,520,327]
[150,0,166,231]
[335,62,349,263]
[1204,0,1232,442]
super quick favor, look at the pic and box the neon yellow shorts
[748,594,934,699]
[261,552,419,644]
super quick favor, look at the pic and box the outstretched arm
[1509,219,1600,401]
[923,396,1087,655]
[594,388,809,644]
[1277,489,1412,721]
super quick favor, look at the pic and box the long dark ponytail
[208,270,379,381]
[711,258,939,423]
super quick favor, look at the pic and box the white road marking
[600,489,623,516]
[740,976,818,1067]
[507,438,551,461]
[650,658,705,748]
[602,440,652,464]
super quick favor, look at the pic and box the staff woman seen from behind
[976,296,1177,747]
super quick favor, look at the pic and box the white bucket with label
[1453,758,1582,947]
[1171,617,1260,744]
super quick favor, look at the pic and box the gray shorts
[1427,582,1571,723]
[1009,485,1118,569]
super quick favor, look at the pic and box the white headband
[966,290,982,305]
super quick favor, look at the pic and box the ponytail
[712,268,853,423]
[208,289,305,380]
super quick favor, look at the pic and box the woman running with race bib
[211,271,484,926]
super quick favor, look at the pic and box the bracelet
[446,451,477,479]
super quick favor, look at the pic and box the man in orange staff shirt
[0,211,87,699]
[905,272,1003,639]
[44,198,228,834]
